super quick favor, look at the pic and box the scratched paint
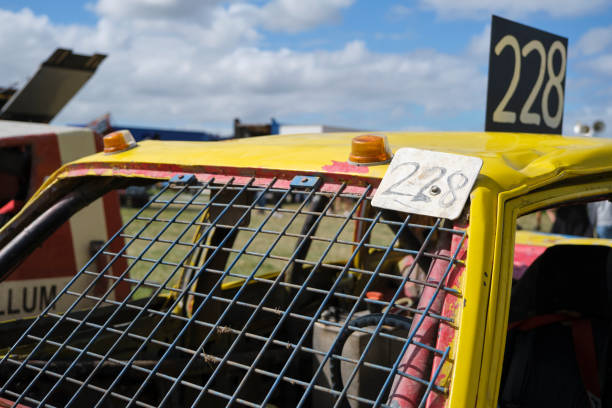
[322,160,369,174]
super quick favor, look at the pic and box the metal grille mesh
[0,175,466,408]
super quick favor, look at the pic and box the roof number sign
[485,15,568,134]
[372,148,482,220]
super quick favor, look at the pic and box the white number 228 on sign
[492,35,566,129]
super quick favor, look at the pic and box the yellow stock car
[0,129,611,408]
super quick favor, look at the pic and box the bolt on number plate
[372,148,483,220]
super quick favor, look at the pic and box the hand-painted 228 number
[493,35,566,128]
[380,163,469,209]
[371,148,482,220]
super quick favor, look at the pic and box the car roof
[58,130,612,194]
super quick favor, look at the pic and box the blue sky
[1,0,611,136]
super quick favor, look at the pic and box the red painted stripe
[61,162,381,195]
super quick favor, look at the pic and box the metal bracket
[290,175,321,190]
[169,174,197,185]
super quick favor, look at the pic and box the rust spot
[322,160,369,174]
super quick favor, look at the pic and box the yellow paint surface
[63,131,612,193]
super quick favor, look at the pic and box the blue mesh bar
[0,181,176,399]
[0,176,466,408]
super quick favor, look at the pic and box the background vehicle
[0,120,127,319]
[0,130,611,407]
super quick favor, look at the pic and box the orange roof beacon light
[348,134,392,166]
[103,130,137,154]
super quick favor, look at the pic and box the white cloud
[0,8,60,87]
[257,0,354,32]
[388,4,412,18]
[583,54,612,76]
[59,39,484,130]
[418,0,608,19]
[2,1,611,140]
[93,0,354,33]
[0,3,488,133]
[0,0,486,132]
[467,23,490,60]
[93,0,225,22]
[576,25,612,56]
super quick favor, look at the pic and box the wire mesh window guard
[0,175,466,408]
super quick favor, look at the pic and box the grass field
[118,184,561,300]
[119,193,396,298]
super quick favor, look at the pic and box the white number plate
[372,148,482,220]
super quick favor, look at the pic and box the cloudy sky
[1,0,611,136]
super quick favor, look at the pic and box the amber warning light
[348,134,392,165]
[103,130,137,154]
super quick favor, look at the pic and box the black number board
[485,15,568,134]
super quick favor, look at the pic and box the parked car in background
[0,120,127,320]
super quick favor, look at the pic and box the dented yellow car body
[2,130,612,407]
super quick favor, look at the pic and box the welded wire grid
[0,175,466,408]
